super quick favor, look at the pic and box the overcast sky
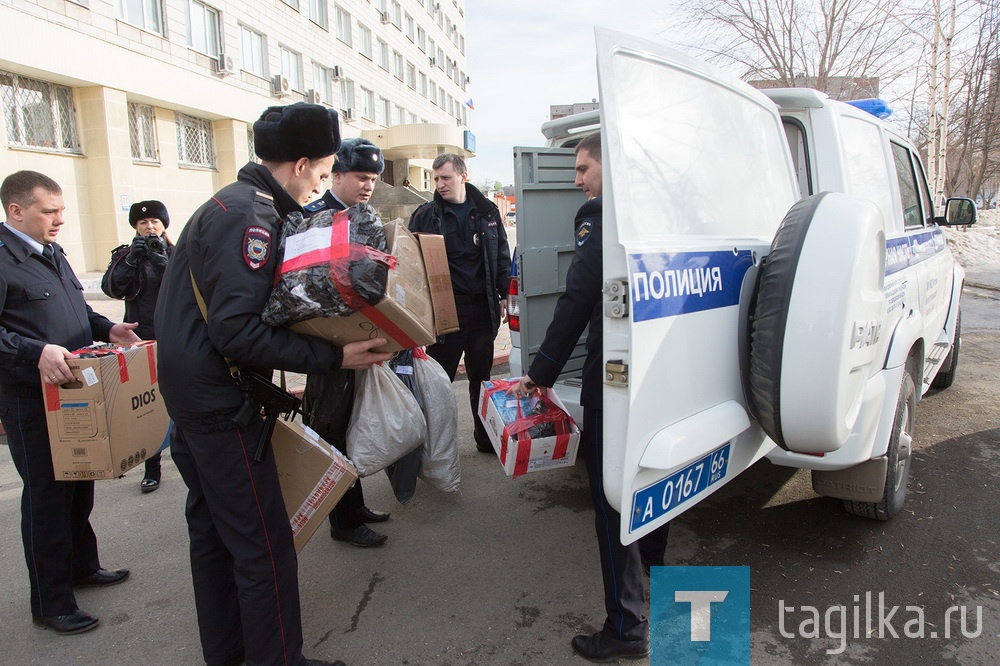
[463,2,674,186]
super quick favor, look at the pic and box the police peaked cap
[253,102,342,162]
[129,200,170,228]
[333,138,385,174]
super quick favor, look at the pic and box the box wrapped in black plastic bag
[262,204,391,326]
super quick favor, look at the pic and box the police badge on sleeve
[243,226,271,270]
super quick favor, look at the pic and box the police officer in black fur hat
[302,138,392,547]
[102,200,173,493]
[154,103,392,666]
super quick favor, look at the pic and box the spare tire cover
[748,192,886,453]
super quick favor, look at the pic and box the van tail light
[507,276,520,332]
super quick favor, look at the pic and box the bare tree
[943,0,1000,201]
[671,0,916,93]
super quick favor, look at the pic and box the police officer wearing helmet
[302,138,393,548]
[101,200,173,493]
[153,103,391,666]
[513,133,669,663]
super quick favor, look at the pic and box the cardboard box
[43,342,169,480]
[272,419,358,553]
[291,220,456,352]
[478,379,581,478]
[415,232,460,335]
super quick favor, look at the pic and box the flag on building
[465,98,475,111]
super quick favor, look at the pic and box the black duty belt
[453,292,487,304]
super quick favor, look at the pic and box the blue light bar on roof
[845,98,892,119]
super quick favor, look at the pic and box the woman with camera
[101,200,174,493]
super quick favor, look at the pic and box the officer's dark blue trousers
[583,408,670,641]
[171,417,306,666]
[1,390,100,617]
[427,298,496,449]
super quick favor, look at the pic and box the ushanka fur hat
[333,138,385,174]
[253,103,342,162]
[129,200,169,228]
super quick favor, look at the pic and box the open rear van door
[594,29,801,544]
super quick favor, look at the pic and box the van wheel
[843,370,915,520]
[931,310,961,389]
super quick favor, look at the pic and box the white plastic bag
[347,363,426,477]
[413,348,460,492]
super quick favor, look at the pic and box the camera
[145,235,165,254]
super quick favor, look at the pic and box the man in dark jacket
[0,170,138,637]
[102,199,173,493]
[153,104,391,666]
[513,134,669,663]
[408,153,511,452]
[302,138,392,548]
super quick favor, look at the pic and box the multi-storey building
[0,0,472,270]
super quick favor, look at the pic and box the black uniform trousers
[583,408,670,642]
[170,417,305,666]
[426,298,496,449]
[301,368,366,533]
[0,390,100,618]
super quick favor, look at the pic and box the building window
[417,27,427,53]
[428,37,435,63]
[247,126,260,164]
[279,46,303,91]
[117,0,163,33]
[309,0,328,29]
[375,0,386,13]
[377,39,389,71]
[240,26,266,77]
[436,46,444,70]
[0,71,81,153]
[405,13,415,41]
[378,97,391,126]
[335,6,352,46]
[392,51,404,81]
[393,104,405,126]
[425,0,434,16]
[187,1,220,58]
[391,1,401,28]
[361,88,375,120]
[419,72,427,98]
[406,62,416,90]
[128,102,158,162]
[176,113,214,168]
[359,24,373,59]
[460,35,465,55]
[438,87,445,109]
[312,64,333,104]
[436,6,443,29]
[280,0,299,10]
[429,80,437,107]
[339,79,355,116]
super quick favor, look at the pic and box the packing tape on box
[481,379,573,477]
[44,342,157,412]
[278,210,419,349]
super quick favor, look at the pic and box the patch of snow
[941,208,1000,268]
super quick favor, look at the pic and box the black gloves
[126,236,147,265]
[147,238,169,270]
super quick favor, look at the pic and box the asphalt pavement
[0,274,998,665]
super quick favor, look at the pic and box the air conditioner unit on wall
[271,74,291,98]
[380,11,391,24]
[342,108,356,121]
[306,89,323,105]
[428,57,436,67]
[331,65,344,80]
[215,52,236,76]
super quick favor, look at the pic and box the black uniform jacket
[0,224,114,391]
[527,196,604,409]
[154,162,343,431]
[101,239,173,340]
[408,183,511,330]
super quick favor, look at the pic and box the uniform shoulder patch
[243,225,271,270]
[576,219,594,247]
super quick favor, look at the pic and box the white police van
[508,30,976,545]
